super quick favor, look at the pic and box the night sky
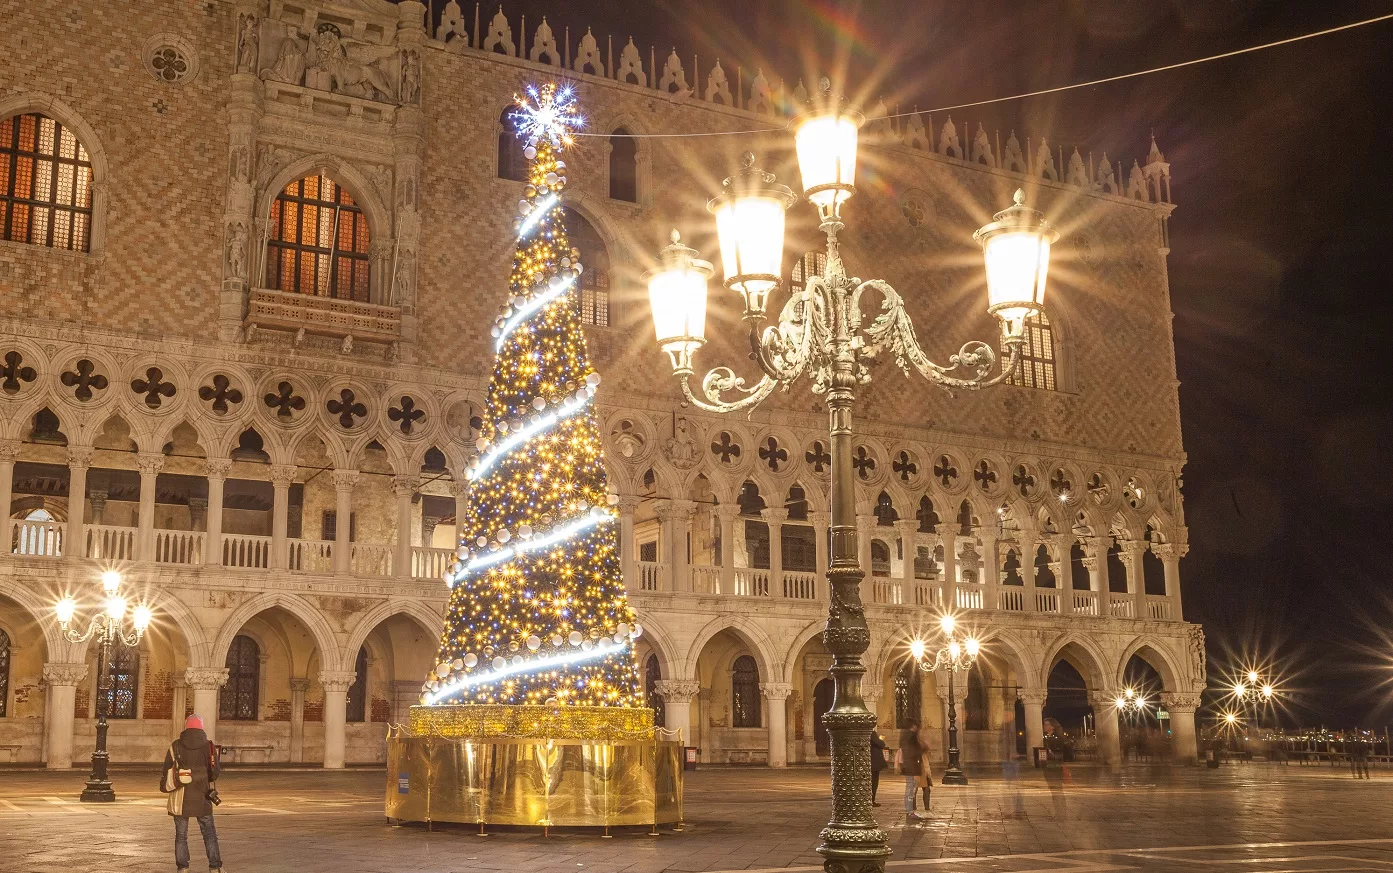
[415,0,1393,726]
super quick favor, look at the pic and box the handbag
[163,742,187,814]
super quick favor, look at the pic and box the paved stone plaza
[1,763,1390,872]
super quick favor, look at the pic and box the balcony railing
[1145,595,1174,620]
[783,570,818,600]
[224,533,272,569]
[9,518,63,557]
[87,524,136,561]
[412,546,454,580]
[1108,595,1135,619]
[289,539,334,573]
[1072,591,1100,616]
[733,568,770,597]
[637,560,664,591]
[154,529,205,565]
[999,587,1026,612]
[690,564,721,594]
[351,543,394,577]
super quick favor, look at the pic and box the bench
[0,743,23,763]
[218,744,274,764]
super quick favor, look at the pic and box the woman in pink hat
[160,714,223,873]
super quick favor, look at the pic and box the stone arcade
[0,0,1200,772]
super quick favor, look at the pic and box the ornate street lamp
[646,79,1059,873]
[1114,687,1150,719]
[55,569,151,802]
[909,615,980,785]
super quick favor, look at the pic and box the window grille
[0,113,93,252]
[731,655,760,728]
[265,174,371,302]
[220,635,260,721]
[1006,312,1057,390]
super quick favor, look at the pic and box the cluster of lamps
[909,615,981,786]
[55,569,151,802]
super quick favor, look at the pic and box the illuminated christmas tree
[421,83,643,711]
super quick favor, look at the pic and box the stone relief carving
[225,222,248,281]
[664,417,699,469]
[1186,625,1206,684]
[400,49,420,104]
[235,13,259,73]
[307,23,395,101]
[260,25,308,86]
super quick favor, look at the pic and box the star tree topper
[511,82,584,150]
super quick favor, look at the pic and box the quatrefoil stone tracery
[198,374,243,415]
[327,388,368,429]
[263,381,306,421]
[1,351,37,395]
[131,367,176,409]
[388,395,426,435]
[60,359,108,402]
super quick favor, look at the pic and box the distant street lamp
[646,79,1059,873]
[1114,687,1150,720]
[909,615,981,785]
[55,570,151,802]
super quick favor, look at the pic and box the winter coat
[162,728,220,817]
[870,734,888,772]
[898,728,924,776]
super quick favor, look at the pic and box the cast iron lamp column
[1231,669,1275,732]
[911,616,980,785]
[55,570,151,802]
[646,79,1060,873]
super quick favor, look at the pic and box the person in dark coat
[870,732,888,807]
[162,714,223,873]
[898,720,925,818]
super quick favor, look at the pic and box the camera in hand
[206,787,221,806]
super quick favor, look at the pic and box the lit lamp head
[1247,670,1259,684]
[55,597,76,625]
[909,638,927,661]
[939,614,956,636]
[1261,684,1274,699]
[105,595,127,622]
[133,605,153,633]
[948,640,961,661]
[964,637,980,658]
[973,189,1059,342]
[707,152,795,320]
[1124,687,1135,700]
[1224,712,1238,725]
[791,78,863,223]
[1115,695,1128,710]
[100,569,122,595]
[645,229,714,376]
[1234,682,1246,697]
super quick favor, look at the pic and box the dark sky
[418,0,1393,726]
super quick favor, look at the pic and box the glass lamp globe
[56,597,76,624]
[707,152,795,319]
[939,614,956,636]
[973,189,1059,339]
[909,639,926,661]
[791,80,863,221]
[644,229,713,375]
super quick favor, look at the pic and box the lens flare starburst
[510,83,584,149]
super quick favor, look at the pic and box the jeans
[870,768,880,802]
[903,775,918,812]
[174,814,222,869]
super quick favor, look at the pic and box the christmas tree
[422,84,643,712]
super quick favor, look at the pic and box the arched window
[0,112,93,252]
[497,108,527,181]
[916,496,939,533]
[16,508,59,556]
[346,647,368,722]
[608,128,638,202]
[105,645,138,719]
[731,654,760,728]
[220,635,260,721]
[965,667,988,730]
[562,207,611,326]
[264,173,371,302]
[870,540,891,577]
[644,654,664,726]
[790,250,827,293]
[1006,311,1057,390]
[894,660,921,728]
[874,492,897,526]
[0,628,9,717]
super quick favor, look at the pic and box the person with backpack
[870,731,888,807]
[161,714,224,873]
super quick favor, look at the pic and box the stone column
[393,476,418,577]
[289,678,310,763]
[203,459,230,565]
[1154,543,1187,619]
[617,495,640,590]
[654,499,695,592]
[716,504,740,594]
[808,510,830,599]
[980,531,999,611]
[269,465,297,569]
[1020,689,1046,760]
[1084,535,1110,592]
[185,668,229,743]
[136,453,165,561]
[1090,691,1121,767]
[332,470,359,574]
[1161,692,1201,763]
[449,480,468,543]
[761,507,787,597]
[319,670,357,769]
[894,519,918,603]
[88,489,107,525]
[1122,540,1148,616]
[66,447,93,557]
[938,528,958,609]
[1054,535,1074,615]
[0,440,19,526]
[760,682,793,767]
[43,663,88,769]
[654,679,700,744]
[1019,538,1038,612]
[855,504,875,572]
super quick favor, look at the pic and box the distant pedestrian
[898,720,925,820]
[162,714,224,873]
[870,732,888,806]
[917,724,934,810]
[1353,738,1371,779]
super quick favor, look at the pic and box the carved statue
[400,50,420,104]
[306,23,395,102]
[236,14,259,73]
[1187,625,1206,684]
[665,417,699,469]
[226,222,248,280]
[261,25,307,85]
[229,145,249,184]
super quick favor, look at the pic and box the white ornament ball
[476,536,488,547]
[523,146,537,160]
[492,656,506,671]
[607,494,620,506]
[510,418,524,431]
[497,420,509,433]
[511,655,524,667]
[526,635,542,651]
[532,396,546,410]
[569,630,583,646]
[463,653,478,668]
[545,696,558,706]
[518,525,533,539]
[554,160,565,170]
[560,257,571,268]
[519,200,532,215]
[544,172,559,185]
[490,325,502,338]
[456,546,471,560]
[475,438,489,451]
[497,529,511,543]
[632,623,643,639]
[437,661,451,675]
[550,634,563,648]
[581,639,594,652]
[586,372,601,387]
[614,623,629,638]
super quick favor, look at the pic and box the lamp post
[909,615,980,785]
[648,77,1057,872]
[1231,669,1275,731]
[55,569,151,802]
[646,79,1058,873]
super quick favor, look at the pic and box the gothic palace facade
[0,0,1204,770]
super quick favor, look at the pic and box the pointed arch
[629,611,679,680]
[683,614,779,681]
[1115,635,1185,692]
[340,598,443,672]
[211,592,342,674]
[0,92,108,255]
[1039,633,1111,690]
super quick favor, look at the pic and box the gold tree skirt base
[384,725,683,828]
[409,704,654,741]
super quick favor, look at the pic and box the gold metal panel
[410,704,654,741]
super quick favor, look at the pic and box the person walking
[870,731,888,807]
[898,720,925,820]
[162,714,223,873]
[917,723,934,811]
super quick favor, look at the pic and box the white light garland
[516,193,558,241]
[468,392,594,482]
[494,273,576,351]
[446,506,616,587]
[425,638,629,704]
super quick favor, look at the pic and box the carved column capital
[713,503,742,521]
[184,667,229,691]
[760,507,788,525]
[447,480,468,498]
[615,495,642,514]
[269,464,298,487]
[807,510,830,527]
[1083,534,1111,556]
[331,469,360,491]
[43,662,89,686]
[319,670,358,693]
[204,458,233,480]
[1160,692,1202,712]
[66,446,95,470]
[392,475,420,498]
[0,439,22,462]
[653,679,701,703]
[289,677,312,693]
[653,498,697,520]
[1018,688,1048,706]
[136,452,166,477]
[1120,540,1148,558]
[759,682,793,701]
